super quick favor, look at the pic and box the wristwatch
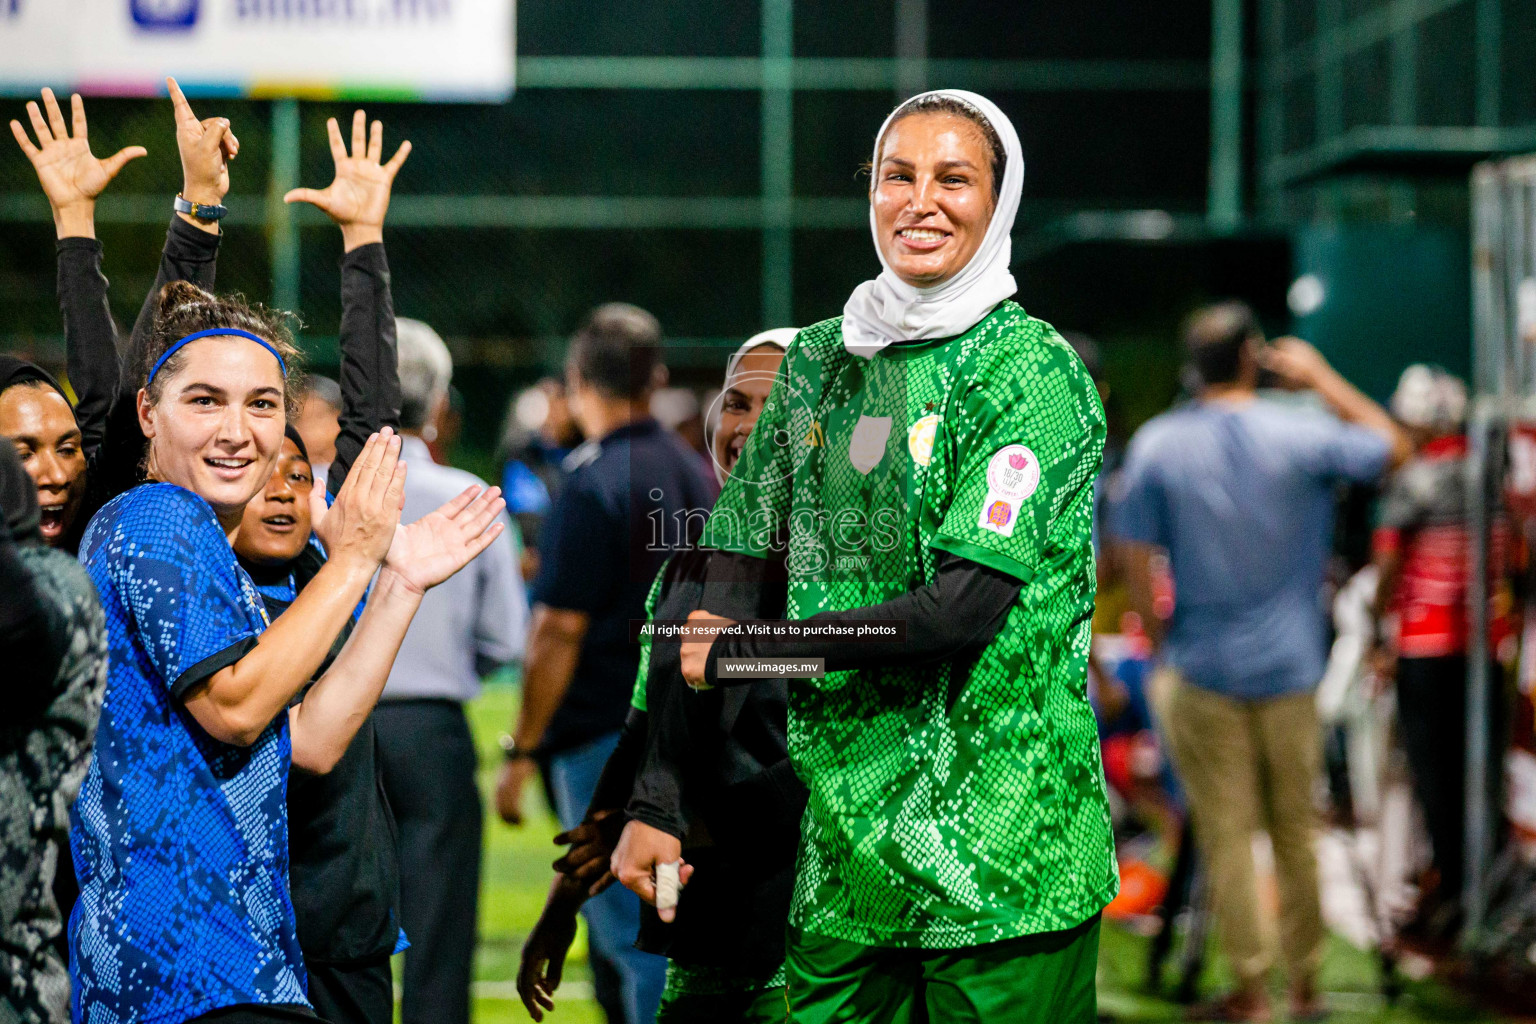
[498,733,536,761]
[174,194,228,222]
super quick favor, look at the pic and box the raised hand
[10,89,146,238]
[382,483,504,595]
[314,428,407,571]
[167,77,237,214]
[284,109,411,251]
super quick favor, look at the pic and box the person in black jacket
[6,82,230,551]
[516,331,807,1024]
[0,443,108,1024]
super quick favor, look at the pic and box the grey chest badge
[847,415,893,475]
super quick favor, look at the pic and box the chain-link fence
[2,0,1226,462]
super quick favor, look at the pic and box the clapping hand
[284,109,411,251]
[382,484,505,595]
[10,88,146,238]
[311,428,408,572]
[167,77,237,220]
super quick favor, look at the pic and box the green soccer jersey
[700,300,1117,948]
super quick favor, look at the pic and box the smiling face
[232,437,313,566]
[872,111,998,289]
[138,335,288,531]
[712,345,786,478]
[0,383,87,546]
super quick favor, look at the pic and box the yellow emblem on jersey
[804,422,825,447]
[907,414,941,467]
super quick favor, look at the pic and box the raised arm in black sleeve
[55,238,118,460]
[127,216,221,365]
[703,552,1020,687]
[327,242,400,496]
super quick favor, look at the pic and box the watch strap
[175,194,228,222]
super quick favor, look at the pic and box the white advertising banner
[0,0,515,101]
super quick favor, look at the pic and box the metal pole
[1207,0,1243,231]
[1475,0,1501,129]
[1464,398,1493,943]
[1255,0,1284,225]
[894,0,929,100]
[760,0,794,329]
[267,98,301,313]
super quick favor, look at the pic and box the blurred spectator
[375,318,529,1024]
[0,442,106,1023]
[294,373,343,477]
[1114,301,1407,1022]
[495,303,714,1024]
[1372,364,1507,941]
[650,386,715,491]
[649,386,703,453]
[498,377,581,580]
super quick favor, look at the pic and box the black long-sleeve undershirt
[328,243,400,497]
[702,550,1022,688]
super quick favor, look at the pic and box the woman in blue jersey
[71,284,505,1024]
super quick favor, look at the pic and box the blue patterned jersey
[71,484,307,1024]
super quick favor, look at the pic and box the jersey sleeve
[931,338,1106,584]
[700,345,796,557]
[108,488,262,700]
[630,564,669,714]
[1291,414,1391,485]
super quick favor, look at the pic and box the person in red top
[1372,363,1512,938]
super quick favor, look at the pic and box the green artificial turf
[458,681,1513,1024]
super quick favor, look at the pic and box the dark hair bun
[144,282,304,408]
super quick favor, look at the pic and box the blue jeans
[549,730,668,1024]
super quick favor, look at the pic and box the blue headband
[148,328,288,385]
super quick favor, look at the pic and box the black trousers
[1396,655,1505,901]
[375,700,483,1024]
[307,956,393,1024]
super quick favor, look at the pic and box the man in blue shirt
[495,304,715,1024]
[1114,301,1406,1023]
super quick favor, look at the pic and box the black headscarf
[0,441,42,548]
[284,424,310,463]
[0,356,68,404]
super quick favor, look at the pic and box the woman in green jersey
[624,89,1118,1023]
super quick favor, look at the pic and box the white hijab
[714,328,798,485]
[842,89,1024,359]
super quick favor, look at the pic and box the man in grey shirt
[1114,301,1406,1023]
[376,318,529,1024]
